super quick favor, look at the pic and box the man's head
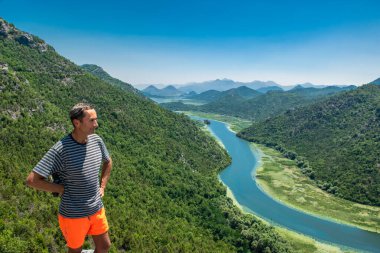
[69,103,98,135]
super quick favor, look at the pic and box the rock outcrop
[0,18,50,52]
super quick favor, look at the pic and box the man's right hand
[26,172,64,195]
[52,185,64,197]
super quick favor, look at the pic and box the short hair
[69,103,94,125]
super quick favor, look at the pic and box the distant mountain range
[139,78,356,97]
[142,85,184,97]
[256,86,284,93]
[184,86,260,102]
[162,85,357,121]
[174,78,282,93]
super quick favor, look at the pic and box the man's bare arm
[26,172,64,195]
[100,158,112,197]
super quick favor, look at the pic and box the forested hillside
[81,64,140,95]
[371,77,380,85]
[0,18,290,252]
[238,84,380,206]
[162,86,355,121]
[187,86,260,102]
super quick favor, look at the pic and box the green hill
[187,89,222,102]
[142,85,184,97]
[256,86,283,93]
[185,86,260,102]
[221,86,261,99]
[370,77,380,85]
[0,18,290,252]
[162,86,355,121]
[238,84,380,206]
[201,86,356,121]
[81,64,140,95]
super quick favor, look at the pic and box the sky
[1,0,380,87]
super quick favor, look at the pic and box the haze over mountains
[175,79,283,93]
[162,85,357,121]
[139,78,357,97]
[142,84,184,97]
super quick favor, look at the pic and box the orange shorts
[58,207,109,249]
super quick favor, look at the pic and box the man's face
[75,109,98,135]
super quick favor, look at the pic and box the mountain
[222,86,261,99]
[257,86,283,93]
[143,85,184,97]
[81,64,140,95]
[142,84,160,94]
[176,78,281,93]
[162,86,355,121]
[188,86,260,102]
[143,79,355,94]
[160,85,183,96]
[0,18,290,252]
[293,82,329,89]
[288,85,356,98]
[370,77,380,85]
[238,84,380,206]
[280,83,355,91]
[187,89,222,101]
[198,90,305,120]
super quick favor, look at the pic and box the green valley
[238,84,380,206]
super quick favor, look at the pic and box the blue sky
[1,0,380,87]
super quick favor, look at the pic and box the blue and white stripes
[33,134,110,218]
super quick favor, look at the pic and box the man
[26,103,112,253]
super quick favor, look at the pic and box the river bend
[204,118,380,253]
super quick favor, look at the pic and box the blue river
[202,118,380,253]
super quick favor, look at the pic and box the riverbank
[222,177,351,253]
[254,143,380,234]
[185,112,359,252]
[186,111,380,233]
[180,111,252,132]
[223,179,351,253]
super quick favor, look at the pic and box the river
[202,118,380,253]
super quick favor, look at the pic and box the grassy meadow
[254,143,380,233]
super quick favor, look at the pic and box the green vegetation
[81,64,140,95]
[371,77,380,85]
[254,144,380,232]
[142,85,184,97]
[187,86,261,102]
[187,89,223,102]
[162,86,355,121]
[239,85,380,206]
[0,18,291,253]
[180,111,253,132]
[274,227,355,253]
[186,112,361,252]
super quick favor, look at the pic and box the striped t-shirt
[33,133,111,218]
